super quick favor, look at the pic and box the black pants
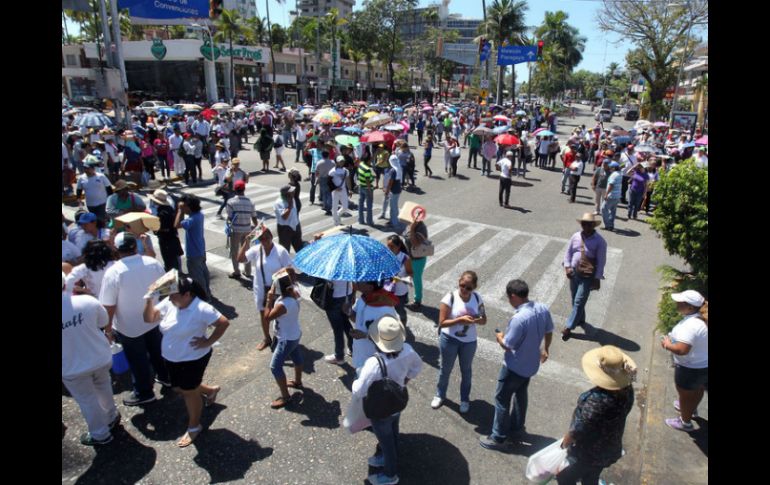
[468,148,479,168]
[309,173,317,204]
[325,296,353,360]
[450,156,459,177]
[499,178,511,206]
[158,237,183,272]
[193,157,203,180]
[556,461,604,485]
[569,175,581,202]
[538,153,549,167]
[406,164,416,186]
[621,175,630,203]
[424,155,432,176]
[549,152,557,168]
[142,157,156,180]
[482,157,491,175]
[417,130,424,145]
[277,224,303,254]
[183,155,197,184]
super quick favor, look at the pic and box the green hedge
[657,266,708,334]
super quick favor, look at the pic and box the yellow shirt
[375,150,391,168]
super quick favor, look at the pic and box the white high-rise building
[298,0,355,19]
[224,0,258,20]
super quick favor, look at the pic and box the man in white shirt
[294,122,308,164]
[694,147,708,169]
[192,114,211,153]
[62,272,120,446]
[567,153,585,203]
[76,158,113,223]
[330,156,350,226]
[619,145,637,203]
[99,232,168,406]
[168,127,186,180]
[496,151,514,207]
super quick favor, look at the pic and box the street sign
[480,79,489,89]
[496,46,537,66]
[480,89,488,99]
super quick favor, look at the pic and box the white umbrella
[253,103,271,112]
[211,103,231,111]
[382,123,405,131]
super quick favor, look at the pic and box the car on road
[595,108,613,122]
[625,106,640,121]
[134,100,169,117]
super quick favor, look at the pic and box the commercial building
[223,0,258,19]
[298,0,355,18]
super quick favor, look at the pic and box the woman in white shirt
[264,272,304,409]
[661,290,708,432]
[351,316,422,485]
[142,274,230,447]
[65,239,115,296]
[386,235,413,327]
[432,271,486,414]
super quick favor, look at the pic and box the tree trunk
[388,59,395,100]
[511,66,516,103]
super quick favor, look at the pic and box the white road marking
[584,248,623,329]
[424,225,485,270]
[530,241,571,309]
[480,235,550,312]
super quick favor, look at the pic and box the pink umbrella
[422,106,434,112]
[400,119,410,132]
[494,115,511,122]
[694,135,708,146]
[532,127,546,136]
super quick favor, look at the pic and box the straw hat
[368,315,405,354]
[148,189,170,206]
[112,179,137,192]
[581,345,637,390]
[576,213,602,227]
[231,158,241,165]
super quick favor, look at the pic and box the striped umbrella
[74,112,114,128]
[364,113,393,128]
[313,109,342,124]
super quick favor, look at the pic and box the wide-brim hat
[113,179,137,192]
[581,345,637,390]
[577,213,602,227]
[148,189,170,206]
[368,315,405,354]
[231,158,241,165]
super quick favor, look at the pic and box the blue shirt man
[175,195,210,298]
[480,279,553,450]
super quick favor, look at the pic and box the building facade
[223,0,258,20]
[298,0,355,18]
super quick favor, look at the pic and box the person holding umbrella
[255,128,274,173]
[481,136,497,177]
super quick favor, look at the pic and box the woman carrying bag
[255,128,274,173]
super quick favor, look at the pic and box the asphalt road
[62,105,705,484]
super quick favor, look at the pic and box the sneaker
[154,377,172,387]
[665,416,695,432]
[431,397,443,409]
[324,354,345,365]
[459,402,470,414]
[123,393,157,406]
[80,432,113,446]
[673,400,698,417]
[479,435,507,451]
[367,472,399,485]
[108,412,121,431]
[367,454,386,468]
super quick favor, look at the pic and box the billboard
[118,0,210,26]
[671,111,697,135]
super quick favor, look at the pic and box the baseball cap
[114,232,137,252]
[84,155,101,167]
[671,290,705,307]
[505,151,514,156]
[336,155,345,163]
[77,212,97,225]
[233,180,246,191]
[609,161,620,168]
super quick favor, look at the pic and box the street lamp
[356,82,361,101]
[242,76,257,103]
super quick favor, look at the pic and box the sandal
[287,380,304,389]
[256,338,272,351]
[203,386,220,407]
[271,396,290,409]
[177,426,202,448]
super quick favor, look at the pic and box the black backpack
[363,354,409,419]
[310,278,333,310]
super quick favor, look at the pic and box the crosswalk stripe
[424,225,485,271]
[200,189,294,216]
[584,248,623,329]
[480,234,550,311]
[530,241,571,310]
[427,229,518,294]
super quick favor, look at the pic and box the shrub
[656,266,707,334]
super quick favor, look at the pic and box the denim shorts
[270,338,304,379]
[674,365,708,391]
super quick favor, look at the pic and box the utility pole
[109,0,129,126]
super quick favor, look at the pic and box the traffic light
[210,0,223,19]
[537,40,544,62]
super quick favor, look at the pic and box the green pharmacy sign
[200,40,221,61]
[151,38,167,60]
[217,45,264,62]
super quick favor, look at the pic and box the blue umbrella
[613,136,632,144]
[447,107,458,114]
[293,233,400,282]
[344,126,363,134]
[158,107,182,116]
[536,130,555,137]
[393,107,404,112]
[493,125,511,134]
[131,125,147,138]
[515,110,527,116]
[74,113,114,128]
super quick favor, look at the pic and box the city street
[62,105,707,484]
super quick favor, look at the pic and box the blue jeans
[389,191,401,228]
[628,189,644,219]
[270,338,304,379]
[326,297,352,360]
[491,366,530,441]
[565,273,593,330]
[358,187,374,225]
[186,255,211,299]
[319,176,331,211]
[601,198,619,229]
[436,333,477,402]
[561,169,571,192]
[371,413,401,478]
[115,326,169,400]
[295,141,305,162]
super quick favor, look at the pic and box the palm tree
[535,11,586,99]
[694,73,708,128]
[213,9,247,104]
[480,0,528,104]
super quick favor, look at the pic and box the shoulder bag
[576,236,597,278]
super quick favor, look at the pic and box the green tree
[597,0,708,120]
[271,24,288,51]
[479,0,528,104]
[535,10,586,100]
[213,8,248,104]
[323,8,348,100]
[423,27,460,102]
[346,12,379,97]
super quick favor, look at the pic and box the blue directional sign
[480,42,492,62]
[496,46,538,66]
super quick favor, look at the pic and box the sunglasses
[460,285,474,291]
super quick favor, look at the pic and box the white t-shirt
[168,134,184,151]
[496,158,513,178]
[695,155,708,169]
[570,160,584,176]
[352,297,398,369]
[670,314,708,368]
[392,252,410,296]
[295,126,308,142]
[538,140,551,155]
[331,167,348,190]
[62,143,69,168]
[76,173,112,207]
[99,254,166,338]
[62,240,82,263]
[215,150,231,166]
[245,243,293,308]
[62,293,111,378]
[157,297,221,362]
[274,197,299,230]
[273,296,302,341]
[351,344,423,401]
[332,280,352,299]
[104,143,118,164]
[65,261,114,297]
[440,290,485,343]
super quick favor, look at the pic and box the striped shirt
[357,161,374,189]
[225,195,256,233]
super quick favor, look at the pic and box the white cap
[505,151,514,156]
[671,290,705,307]
[335,155,345,163]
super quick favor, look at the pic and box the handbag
[576,236,597,278]
[411,239,435,258]
[310,278,334,310]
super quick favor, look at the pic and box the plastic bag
[343,397,371,434]
[525,439,571,483]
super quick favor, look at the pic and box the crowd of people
[62,98,707,485]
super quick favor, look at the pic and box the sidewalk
[638,330,708,484]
